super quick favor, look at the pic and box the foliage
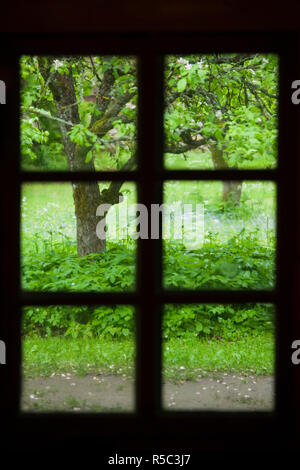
[164,232,275,291]
[20,53,278,173]
[20,55,137,171]
[22,241,136,293]
[164,54,278,169]
[22,234,274,338]
[19,54,278,342]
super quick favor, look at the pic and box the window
[1,32,299,452]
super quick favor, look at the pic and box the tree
[21,56,137,256]
[20,53,277,255]
[164,54,278,204]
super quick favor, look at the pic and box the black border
[0,31,299,453]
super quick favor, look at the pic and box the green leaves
[85,150,93,163]
[68,124,97,146]
[177,77,187,92]
[165,53,278,169]
[22,230,274,339]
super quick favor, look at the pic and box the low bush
[22,231,275,339]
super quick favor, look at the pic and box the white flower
[109,128,118,137]
[53,59,63,70]
[177,57,188,65]
[180,366,185,370]
[125,102,135,109]
[197,59,203,69]
[216,110,222,119]
[185,63,192,70]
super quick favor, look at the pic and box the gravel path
[21,373,274,412]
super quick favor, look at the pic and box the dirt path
[22,373,274,412]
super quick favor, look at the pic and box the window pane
[20,56,137,172]
[21,305,135,413]
[164,54,278,170]
[163,181,276,290]
[162,304,275,411]
[21,182,137,292]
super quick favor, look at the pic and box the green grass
[164,149,276,171]
[164,150,214,170]
[162,331,274,381]
[22,336,135,379]
[22,331,274,381]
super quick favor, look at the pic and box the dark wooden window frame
[0,32,299,453]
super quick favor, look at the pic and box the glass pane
[162,304,275,411]
[21,305,135,413]
[164,54,278,170]
[163,181,276,290]
[21,182,137,292]
[20,56,137,171]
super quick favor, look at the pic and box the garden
[20,53,277,411]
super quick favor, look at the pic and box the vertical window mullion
[136,53,164,418]
[276,43,298,420]
[1,54,20,416]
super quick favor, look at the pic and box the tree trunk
[38,60,105,256]
[73,183,106,256]
[209,143,242,206]
[37,58,135,256]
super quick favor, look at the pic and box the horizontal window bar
[10,32,291,56]
[21,292,140,306]
[20,169,278,183]
[20,171,140,183]
[21,290,277,306]
[157,290,277,303]
[18,409,275,428]
[159,170,278,181]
